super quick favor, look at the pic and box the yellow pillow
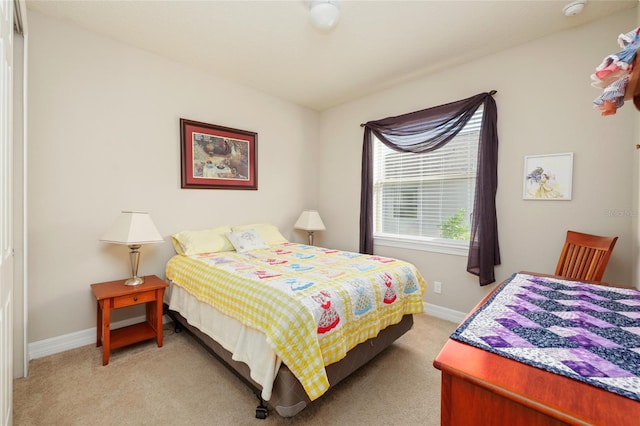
[171,226,234,255]
[231,223,288,245]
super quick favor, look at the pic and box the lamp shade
[309,0,340,31]
[294,210,326,231]
[100,211,163,245]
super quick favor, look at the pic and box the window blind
[373,108,483,241]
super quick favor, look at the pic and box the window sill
[373,235,469,257]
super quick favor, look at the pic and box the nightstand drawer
[112,290,156,308]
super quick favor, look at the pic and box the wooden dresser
[433,275,640,425]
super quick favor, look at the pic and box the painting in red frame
[180,118,257,190]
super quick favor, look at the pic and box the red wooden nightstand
[91,275,168,365]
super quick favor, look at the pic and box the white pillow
[171,226,234,255]
[231,223,288,245]
[226,229,269,253]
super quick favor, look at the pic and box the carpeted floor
[13,314,458,425]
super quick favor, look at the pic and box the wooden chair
[554,230,618,282]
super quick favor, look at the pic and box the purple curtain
[360,91,500,286]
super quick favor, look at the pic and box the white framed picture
[523,152,573,201]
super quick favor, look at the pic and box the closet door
[0,0,14,424]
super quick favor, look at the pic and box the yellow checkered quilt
[165,243,426,400]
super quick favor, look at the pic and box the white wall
[25,8,640,344]
[26,11,320,342]
[318,11,637,313]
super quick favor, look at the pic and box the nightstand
[91,275,169,365]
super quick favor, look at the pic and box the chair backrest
[555,230,618,282]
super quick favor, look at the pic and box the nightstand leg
[154,288,165,347]
[96,300,103,347]
[102,303,111,366]
[156,300,163,347]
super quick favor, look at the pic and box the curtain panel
[360,91,500,286]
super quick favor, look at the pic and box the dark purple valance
[360,91,500,286]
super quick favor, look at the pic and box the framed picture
[523,152,573,200]
[180,118,257,190]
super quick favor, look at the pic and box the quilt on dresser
[165,242,426,401]
[451,272,640,402]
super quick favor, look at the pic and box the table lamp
[294,210,326,245]
[100,211,163,285]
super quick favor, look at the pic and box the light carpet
[13,314,457,426]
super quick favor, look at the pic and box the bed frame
[165,304,414,418]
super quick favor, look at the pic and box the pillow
[226,229,269,253]
[231,223,288,246]
[171,226,234,255]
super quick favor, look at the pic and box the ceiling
[26,0,638,111]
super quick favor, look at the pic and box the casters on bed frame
[173,322,182,333]
[255,406,267,419]
[255,395,268,419]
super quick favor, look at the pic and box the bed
[434,272,640,425]
[164,223,427,418]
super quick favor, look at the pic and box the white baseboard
[28,315,170,360]
[28,304,465,361]
[424,303,466,324]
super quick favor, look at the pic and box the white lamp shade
[309,1,340,31]
[100,211,163,245]
[294,210,326,231]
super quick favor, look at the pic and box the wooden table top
[433,272,640,425]
[90,275,168,300]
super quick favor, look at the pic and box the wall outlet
[434,281,442,294]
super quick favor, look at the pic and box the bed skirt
[165,305,414,417]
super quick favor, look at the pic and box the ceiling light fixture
[309,0,340,31]
[562,0,586,17]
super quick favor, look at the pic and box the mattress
[165,242,427,403]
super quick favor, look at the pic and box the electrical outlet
[434,281,442,294]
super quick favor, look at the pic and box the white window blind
[372,108,483,246]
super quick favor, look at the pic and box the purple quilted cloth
[451,273,640,401]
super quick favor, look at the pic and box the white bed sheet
[168,283,282,400]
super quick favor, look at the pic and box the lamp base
[126,244,144,286]
[124,276,145,286]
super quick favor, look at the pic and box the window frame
[371,109,483,256]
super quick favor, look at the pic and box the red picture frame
[180,118,257,190]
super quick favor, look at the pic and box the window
[372,108,483,255]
